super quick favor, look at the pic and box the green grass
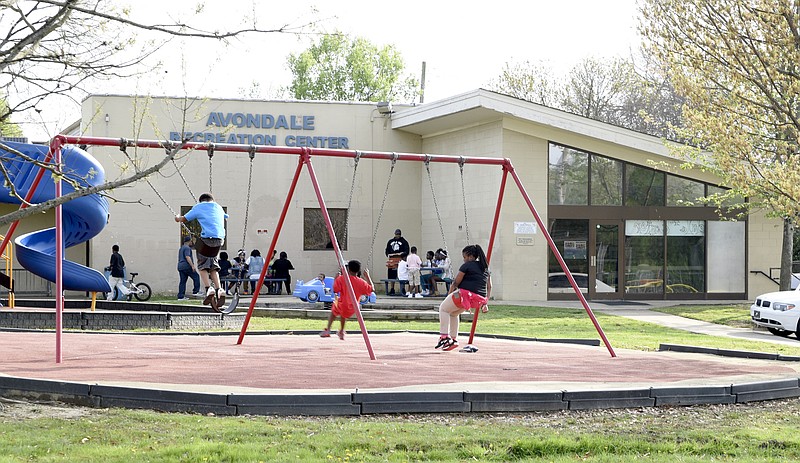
[245,304,800,356]
[653,304,753,328]
[2,399,800,462]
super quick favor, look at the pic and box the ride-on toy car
[751,286,800,338]
[292,276,377,304]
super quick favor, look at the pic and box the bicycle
[104,270,152,302]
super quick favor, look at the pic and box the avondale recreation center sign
[169,112,350,148]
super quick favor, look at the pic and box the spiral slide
[0,141,111,292]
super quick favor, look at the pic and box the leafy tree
[287,33,419,103]
[489,56,685,141]
[640,0,800,289]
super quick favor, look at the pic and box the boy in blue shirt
[175,193,228,308]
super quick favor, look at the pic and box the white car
[751,286,800,337]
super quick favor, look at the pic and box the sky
[20,0,641,140]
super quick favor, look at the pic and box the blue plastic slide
[0,141,111,292]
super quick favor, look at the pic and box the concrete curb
[2,375,799,416]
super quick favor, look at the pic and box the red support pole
[52,138,65,363]
[466,163,510,346]
[506,163,616,357]
[303,149,376,360]
[236,156,305,344]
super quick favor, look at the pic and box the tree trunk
[780,218,794,291]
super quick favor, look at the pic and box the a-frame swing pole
[506,162,616,357]
[51,137,65,363]
[303,149,376,360]
[237,156,305,344]
[465,162,510,347]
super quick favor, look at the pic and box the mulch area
[0,331,795,392]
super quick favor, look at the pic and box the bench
[221,277,286,295]
[379,279,407,296]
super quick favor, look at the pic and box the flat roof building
[5,89,779,301]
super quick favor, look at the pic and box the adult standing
[271,251,295,295]
[384,228,409,296]
[106,244,129,301]
[176,236,201,301]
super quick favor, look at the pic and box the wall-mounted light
[104,114,110,123]
[376,102,393,115]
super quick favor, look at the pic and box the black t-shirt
[109,252,125,278]
[271,258,295,278]
[457,260,488,297]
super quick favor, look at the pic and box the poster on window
[563,240,586,259]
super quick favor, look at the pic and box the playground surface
[2,327,800,415]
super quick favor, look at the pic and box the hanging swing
[222,146,257,314]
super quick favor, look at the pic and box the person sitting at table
[429,248,453,296]
[420,250,437,296]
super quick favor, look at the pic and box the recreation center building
[3,89,784,301]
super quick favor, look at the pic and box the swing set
[3,134,616,363]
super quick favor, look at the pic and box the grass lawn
[652,304,753,328]
[2,397,800,462]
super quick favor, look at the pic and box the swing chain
[367,153,398,270]
[207,143,215,193]
[241,147,256,249]
[425,156,448,253]
[459,156,471,244]
[341,150,362,248]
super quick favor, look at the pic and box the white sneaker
[422,289,430,296]
[414,293,423,298]
[407,293,413,298]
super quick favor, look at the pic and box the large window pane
[625,165,664,206]
[548,219,589,293]
[591,155,622,205]
[549,144,588,205]
[666,221,705,293]
[707,221,745,293]
[624,220,664,294]
[303,208,348,251]
[667,175,704,207]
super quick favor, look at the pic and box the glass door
[590,220,622,299]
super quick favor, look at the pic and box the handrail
[750,270,779,287]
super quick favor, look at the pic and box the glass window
[707,221,745,293]
[303,208,348,251]
[625,165,665,206]
[666,221,705,294]
[624,220,664,294]
[548,144,588,205]
[548,219,589,293]
[591,155,623,205]
[667,175,704,207]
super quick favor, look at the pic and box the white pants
[438,293,467,339]
[107,276,129,300]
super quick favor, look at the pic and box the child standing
[406,246,423,298]
[396,252,410,296]
[436,244,492,351]
[320,260,373,340]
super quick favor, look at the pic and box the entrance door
[590,220,622,299]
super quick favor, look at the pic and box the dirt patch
[0,397,102,422]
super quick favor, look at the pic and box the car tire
[768,327,793,337]
[307,290,319,302]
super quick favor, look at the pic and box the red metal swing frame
[0,135,616,362]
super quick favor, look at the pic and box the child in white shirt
[397,252,410,296]
[405,246,423,298]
